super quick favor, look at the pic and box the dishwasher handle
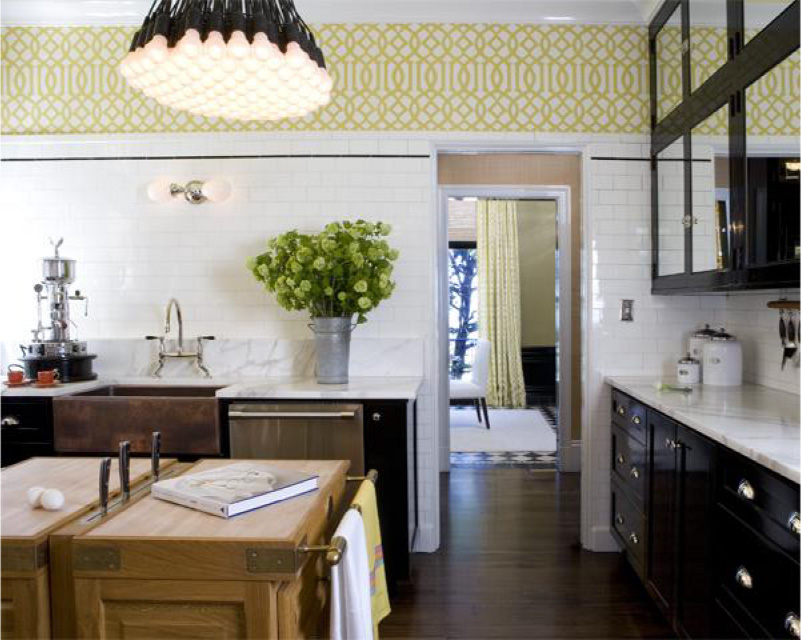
[228,410,357,419]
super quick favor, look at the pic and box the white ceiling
[1,0,658,26]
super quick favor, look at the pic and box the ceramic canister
[688,324,717,376]
[702,330,743,387]
[677,354,701,386]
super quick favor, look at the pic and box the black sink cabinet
[1,397,55,467]
[611,388,800,639]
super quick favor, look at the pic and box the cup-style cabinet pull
[630,466,640,480]
[616,453,625,465]
[785,612,800,639]
[788,512,801,536]
[629,533,639,545]
[632,415,641,425]
[735,566,753,589]
[1,416,20,427]
[615,513,625,525]
[737,479,756,501]
[617,406,626,416]
[665,438,674,449]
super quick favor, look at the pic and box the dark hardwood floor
[381,468,673,640]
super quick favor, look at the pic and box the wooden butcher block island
[1,457,174,640]
[72,459,350,640]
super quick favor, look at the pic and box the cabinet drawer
[611,389,646,442]
[611,480,646,577]
[719,448,800,557]
[716,505,800,640]
[612,424,646,504]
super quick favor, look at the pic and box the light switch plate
[620,299,634,322]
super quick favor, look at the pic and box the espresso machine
[19,239,97,382]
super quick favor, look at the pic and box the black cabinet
[645,410,715,638]
[1,397,55,467]
[611,389,798,639]
[650,0,800,293]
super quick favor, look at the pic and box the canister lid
[711,328,737,341]
[678,353,700,364]
[692,324,717,338]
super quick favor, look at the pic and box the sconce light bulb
[147,177,176,203]
[201,179,232,203]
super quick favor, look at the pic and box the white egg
[27,486,46,508]
[40,489,65,511]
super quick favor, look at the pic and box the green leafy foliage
[247,220,399,324]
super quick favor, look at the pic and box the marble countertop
[606,376,800,484]
[1,376,423,400]
[217,376,423,400]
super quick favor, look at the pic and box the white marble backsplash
[1,337,424,380]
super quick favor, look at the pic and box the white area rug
[449,407,557,452]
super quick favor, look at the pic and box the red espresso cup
[7,365,24,384]
[37,370,60,385]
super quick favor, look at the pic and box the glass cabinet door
[656,6,684,121]
[744,0,795,44]
[689,0,729,91]
[657,138,688,276]
[744,51,801,266]
[690,103,731,273]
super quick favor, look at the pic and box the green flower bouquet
[247,220,399,383]
[247,220,399,323]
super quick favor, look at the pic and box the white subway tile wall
[0,134,441,551]
[582,140,800,551]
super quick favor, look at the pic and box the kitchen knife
[119,441,131,503]
[780,310,788,369]
[151,431,161,482]
[99,457,111,516]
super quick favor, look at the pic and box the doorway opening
[441,188,570,470]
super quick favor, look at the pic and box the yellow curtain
[477,200,527,408]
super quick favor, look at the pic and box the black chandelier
[120,0,333,121]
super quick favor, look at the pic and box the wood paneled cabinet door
[646,411,715,638]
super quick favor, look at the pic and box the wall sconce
[148,178,231,205]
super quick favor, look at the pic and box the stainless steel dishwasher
[228,402,365,474]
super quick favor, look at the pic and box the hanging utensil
[780,310,788,369]
[786,312,798,368]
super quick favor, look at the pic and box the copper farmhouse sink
[53,385,225,456]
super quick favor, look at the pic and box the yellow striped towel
[354,479,391,638]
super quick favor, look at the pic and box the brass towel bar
[299,468,378,566]
[767,299,800,310]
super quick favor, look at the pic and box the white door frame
[436,184,573,471]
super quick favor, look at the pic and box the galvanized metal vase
[310,316,355,384]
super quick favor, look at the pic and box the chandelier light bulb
[205,31,226,59]
[178,29,202,58]
[228,30,250,58]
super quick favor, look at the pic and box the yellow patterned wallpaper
[1,24,650,135]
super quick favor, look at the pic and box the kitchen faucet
[165,297,185,354]
[145,298,215,378]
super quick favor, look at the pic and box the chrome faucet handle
[194,336,214,378]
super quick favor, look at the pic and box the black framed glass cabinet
[650,0,800,293]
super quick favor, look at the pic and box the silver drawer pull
[785,613,800,639]
[630,466,640,480]
[735,566,753,589]
[1,416,20,427]
[629,532,639,545]
[737,479,755,501]
[665,438,679,450]
[616,453,625,465]
[788,512,801,536]
[617,406,626,416]
[615,513,625,525]
[228,411,357,419]
[632,415,641,425]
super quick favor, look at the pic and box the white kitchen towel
[330,509,374,641]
